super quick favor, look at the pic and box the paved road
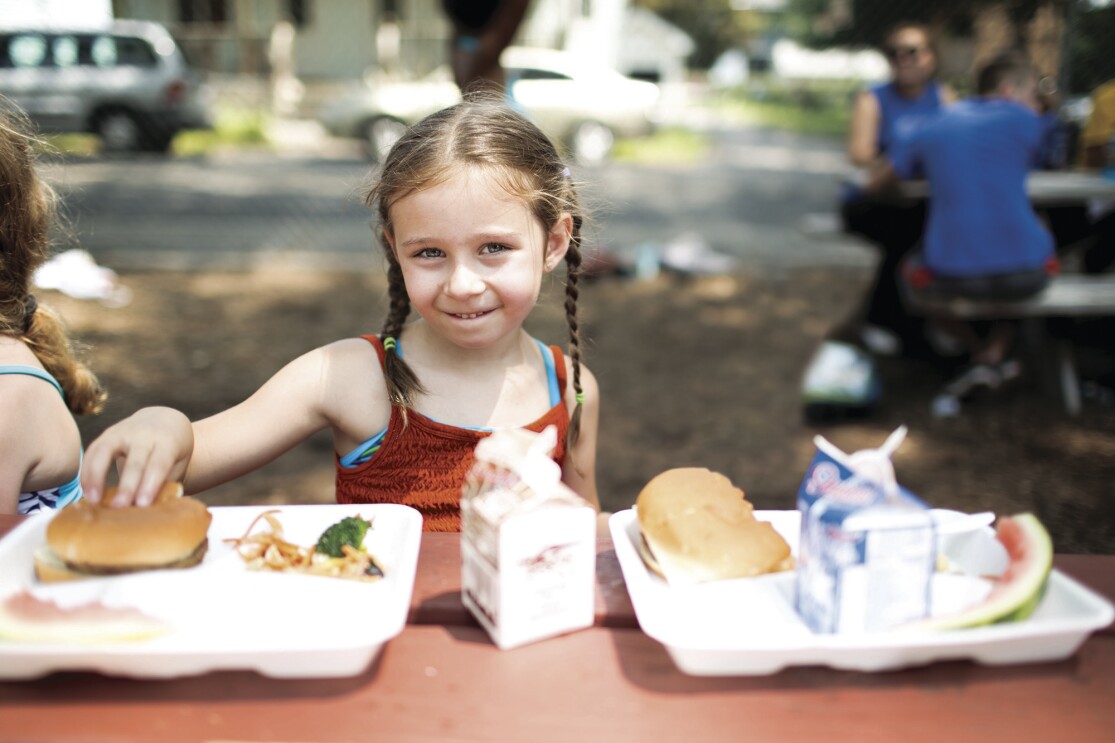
[41,123,871,272]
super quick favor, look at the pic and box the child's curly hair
[362,98,587,450]
[0,104,105,415]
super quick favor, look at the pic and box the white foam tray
[610,508,1114,676]
[0,503,422,680]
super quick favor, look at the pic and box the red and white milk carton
[460,426,596,650]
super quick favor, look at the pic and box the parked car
[319,46,662,166]
[0,19,213,153]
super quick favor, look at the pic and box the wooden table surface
[3,514,1114,742]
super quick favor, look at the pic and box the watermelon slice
[908,512,1053,632]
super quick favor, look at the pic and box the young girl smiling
[80,100,599,530]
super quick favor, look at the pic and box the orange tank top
[334,335,569,531]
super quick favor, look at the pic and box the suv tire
[569,120,615,167]
[95,109,144,152]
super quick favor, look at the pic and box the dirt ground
[47,262,1115,554]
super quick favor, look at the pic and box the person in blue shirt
[867,52,1057,403]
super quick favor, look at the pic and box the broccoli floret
[315,515,372,558]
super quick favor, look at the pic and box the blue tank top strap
[534,338,561,407]
[0,364,64,399]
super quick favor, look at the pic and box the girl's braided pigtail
[379,251,426,423]
[563,213,585,457]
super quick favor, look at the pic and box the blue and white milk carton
[795,427,937,634]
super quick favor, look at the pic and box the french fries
[224,510,384,581]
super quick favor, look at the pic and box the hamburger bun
[636,468,793,584]
[34,482,211,583]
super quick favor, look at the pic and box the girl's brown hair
[0,105,105,415]
[362,98,587,450]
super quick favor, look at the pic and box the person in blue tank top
[0,102,106,514]
[802,22,955,424]
[837,21,956,359]
[867,53,1057,410]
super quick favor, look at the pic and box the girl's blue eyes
[413,243,510,259]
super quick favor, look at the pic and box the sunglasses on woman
[886,45,926,61]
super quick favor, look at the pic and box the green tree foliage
[1066,2,1115,94]
[787,0,1052,48]
[782,0,1104,94]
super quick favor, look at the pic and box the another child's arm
[0,380,82,514]
[562,362,600,515]
[0,407,27,513]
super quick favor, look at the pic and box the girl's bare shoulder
[314,336,392,445]
[316,336,386,381]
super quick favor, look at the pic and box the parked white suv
[0,19,213,152]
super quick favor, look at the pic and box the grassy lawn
[612,77,857,163]
[41,104,270,157]
[613,127,711,164]
[172,106,269,155]
[719,97,851,137]
[705,79,855,138]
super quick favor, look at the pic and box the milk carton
[795,427,937,634]
[460,426,596,650]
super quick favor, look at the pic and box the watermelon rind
[902,512,1053,632]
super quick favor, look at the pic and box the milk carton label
[797,446,928,515]
[795,441,935,634]
[462,506,595,650]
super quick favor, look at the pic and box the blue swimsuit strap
[0,365,65,399]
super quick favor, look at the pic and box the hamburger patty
[64,538,209,575]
